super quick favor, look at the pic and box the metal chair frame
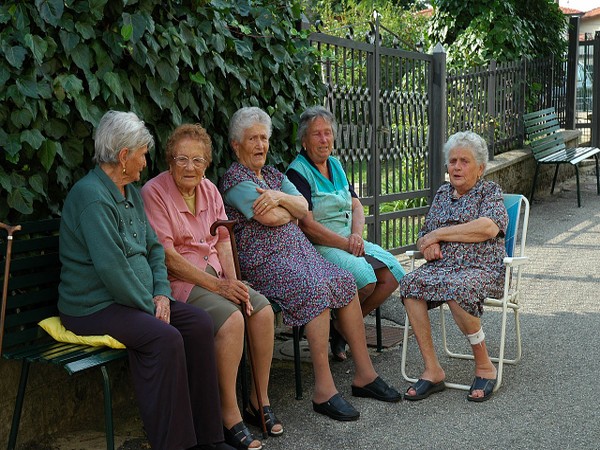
[400,194,530,392]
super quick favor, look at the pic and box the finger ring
[263,202,267,206]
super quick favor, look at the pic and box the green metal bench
[523,107,600,207]
[0,218,127,450]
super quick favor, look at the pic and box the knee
[358,283,376,301]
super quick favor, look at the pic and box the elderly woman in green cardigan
[286,106,405,361]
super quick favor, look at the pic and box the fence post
[430,43,447,195]
[370,12,381,245]
[486,60,497,160]
[593,31,600,148]
[565,16,579,130]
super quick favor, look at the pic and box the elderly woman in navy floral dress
[399,131,508,403]
[219,106,401,423]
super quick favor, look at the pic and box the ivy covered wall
[0,0,324,221]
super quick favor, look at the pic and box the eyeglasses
[173,156,208,168]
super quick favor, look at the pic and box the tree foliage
[304,0,429,51]
[0,0,324,221]
[427,0,568,67]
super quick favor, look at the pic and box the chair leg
[292,326,303,400]
[101,365,115,450]
[530,164,540,202]
[375,307,382,353]
[551,164,560,194]
[8,360,30,450]
[595,154,600,195]
[575,165,581,207]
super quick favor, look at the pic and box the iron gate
[309,17,445,254]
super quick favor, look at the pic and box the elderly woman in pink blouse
[141,124,279,450]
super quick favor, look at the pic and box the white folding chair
[400,194,530,391]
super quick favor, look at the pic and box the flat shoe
[351,376,402,402]
[467,376,496,402]
[312,393,360,421]
[223,422,262,450]
[404,379,446,401]
[243,403,284,436]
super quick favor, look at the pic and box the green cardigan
[58,166,172,317]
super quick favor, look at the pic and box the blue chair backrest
[503,194,522,257]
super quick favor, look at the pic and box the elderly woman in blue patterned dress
[286,106,406,361]
[219,106,402,422]
[399,131,508,403]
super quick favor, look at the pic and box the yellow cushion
[38,316,126,349]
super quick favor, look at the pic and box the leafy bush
[0,0,324,221]
[427,0,568,67]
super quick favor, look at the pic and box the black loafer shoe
[351,376,402,402]
[312,393,360,421]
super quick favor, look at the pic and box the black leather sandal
[243,403,284,437]
[223,422,262,450]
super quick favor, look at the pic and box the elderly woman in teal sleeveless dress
[287,106,405,360]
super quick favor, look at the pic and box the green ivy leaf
[24,34,48,66]
[8,186,34,215]
[36,0,64,27]
[11,108,33,128]
[29,173,45,195]
[59,29,80,53]
[102,71,124,103]
[21,129,44,150]
[121,23,134,41]
[39,139,58,172]
[3,45,27,69]
[156,59,179,85]
[234,40,253,59]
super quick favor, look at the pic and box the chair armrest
[405,250,424,259]
[503,256,528,267]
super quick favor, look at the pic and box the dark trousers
[61,301,223,450]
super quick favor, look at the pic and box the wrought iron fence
[308,17,579,253]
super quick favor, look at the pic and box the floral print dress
[219,162,356,326]
[398,180,508,317]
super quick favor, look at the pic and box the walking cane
[210,219,268,438]
[0,222,22,355]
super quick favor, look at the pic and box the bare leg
[335,294,378,387]
[404,297,445,396]
[447,300,497,399]
[304,309,339,403]
[245,306,282,433]
[215,311,261,449]
[359,268,399,317]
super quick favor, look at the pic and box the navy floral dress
[399,180,508,317]
[219,162,356,326]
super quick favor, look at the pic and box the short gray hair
[298,106,337,143]
[443,131,488,171]
[93,110,154,164]
[228,107,272,144]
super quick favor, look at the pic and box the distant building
[561,6,600,40]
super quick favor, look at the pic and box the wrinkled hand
[422,242,442,261]
[154,295,171,324]
[253,187,283,216]
[347,233,365,256]
[217,278,253,316]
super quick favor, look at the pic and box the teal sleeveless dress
[287,154,405,289]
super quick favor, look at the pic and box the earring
[122,165,127,175]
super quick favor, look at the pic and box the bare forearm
[299,213,350,250]
[419,217,499,250]
[164,248,219,291]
